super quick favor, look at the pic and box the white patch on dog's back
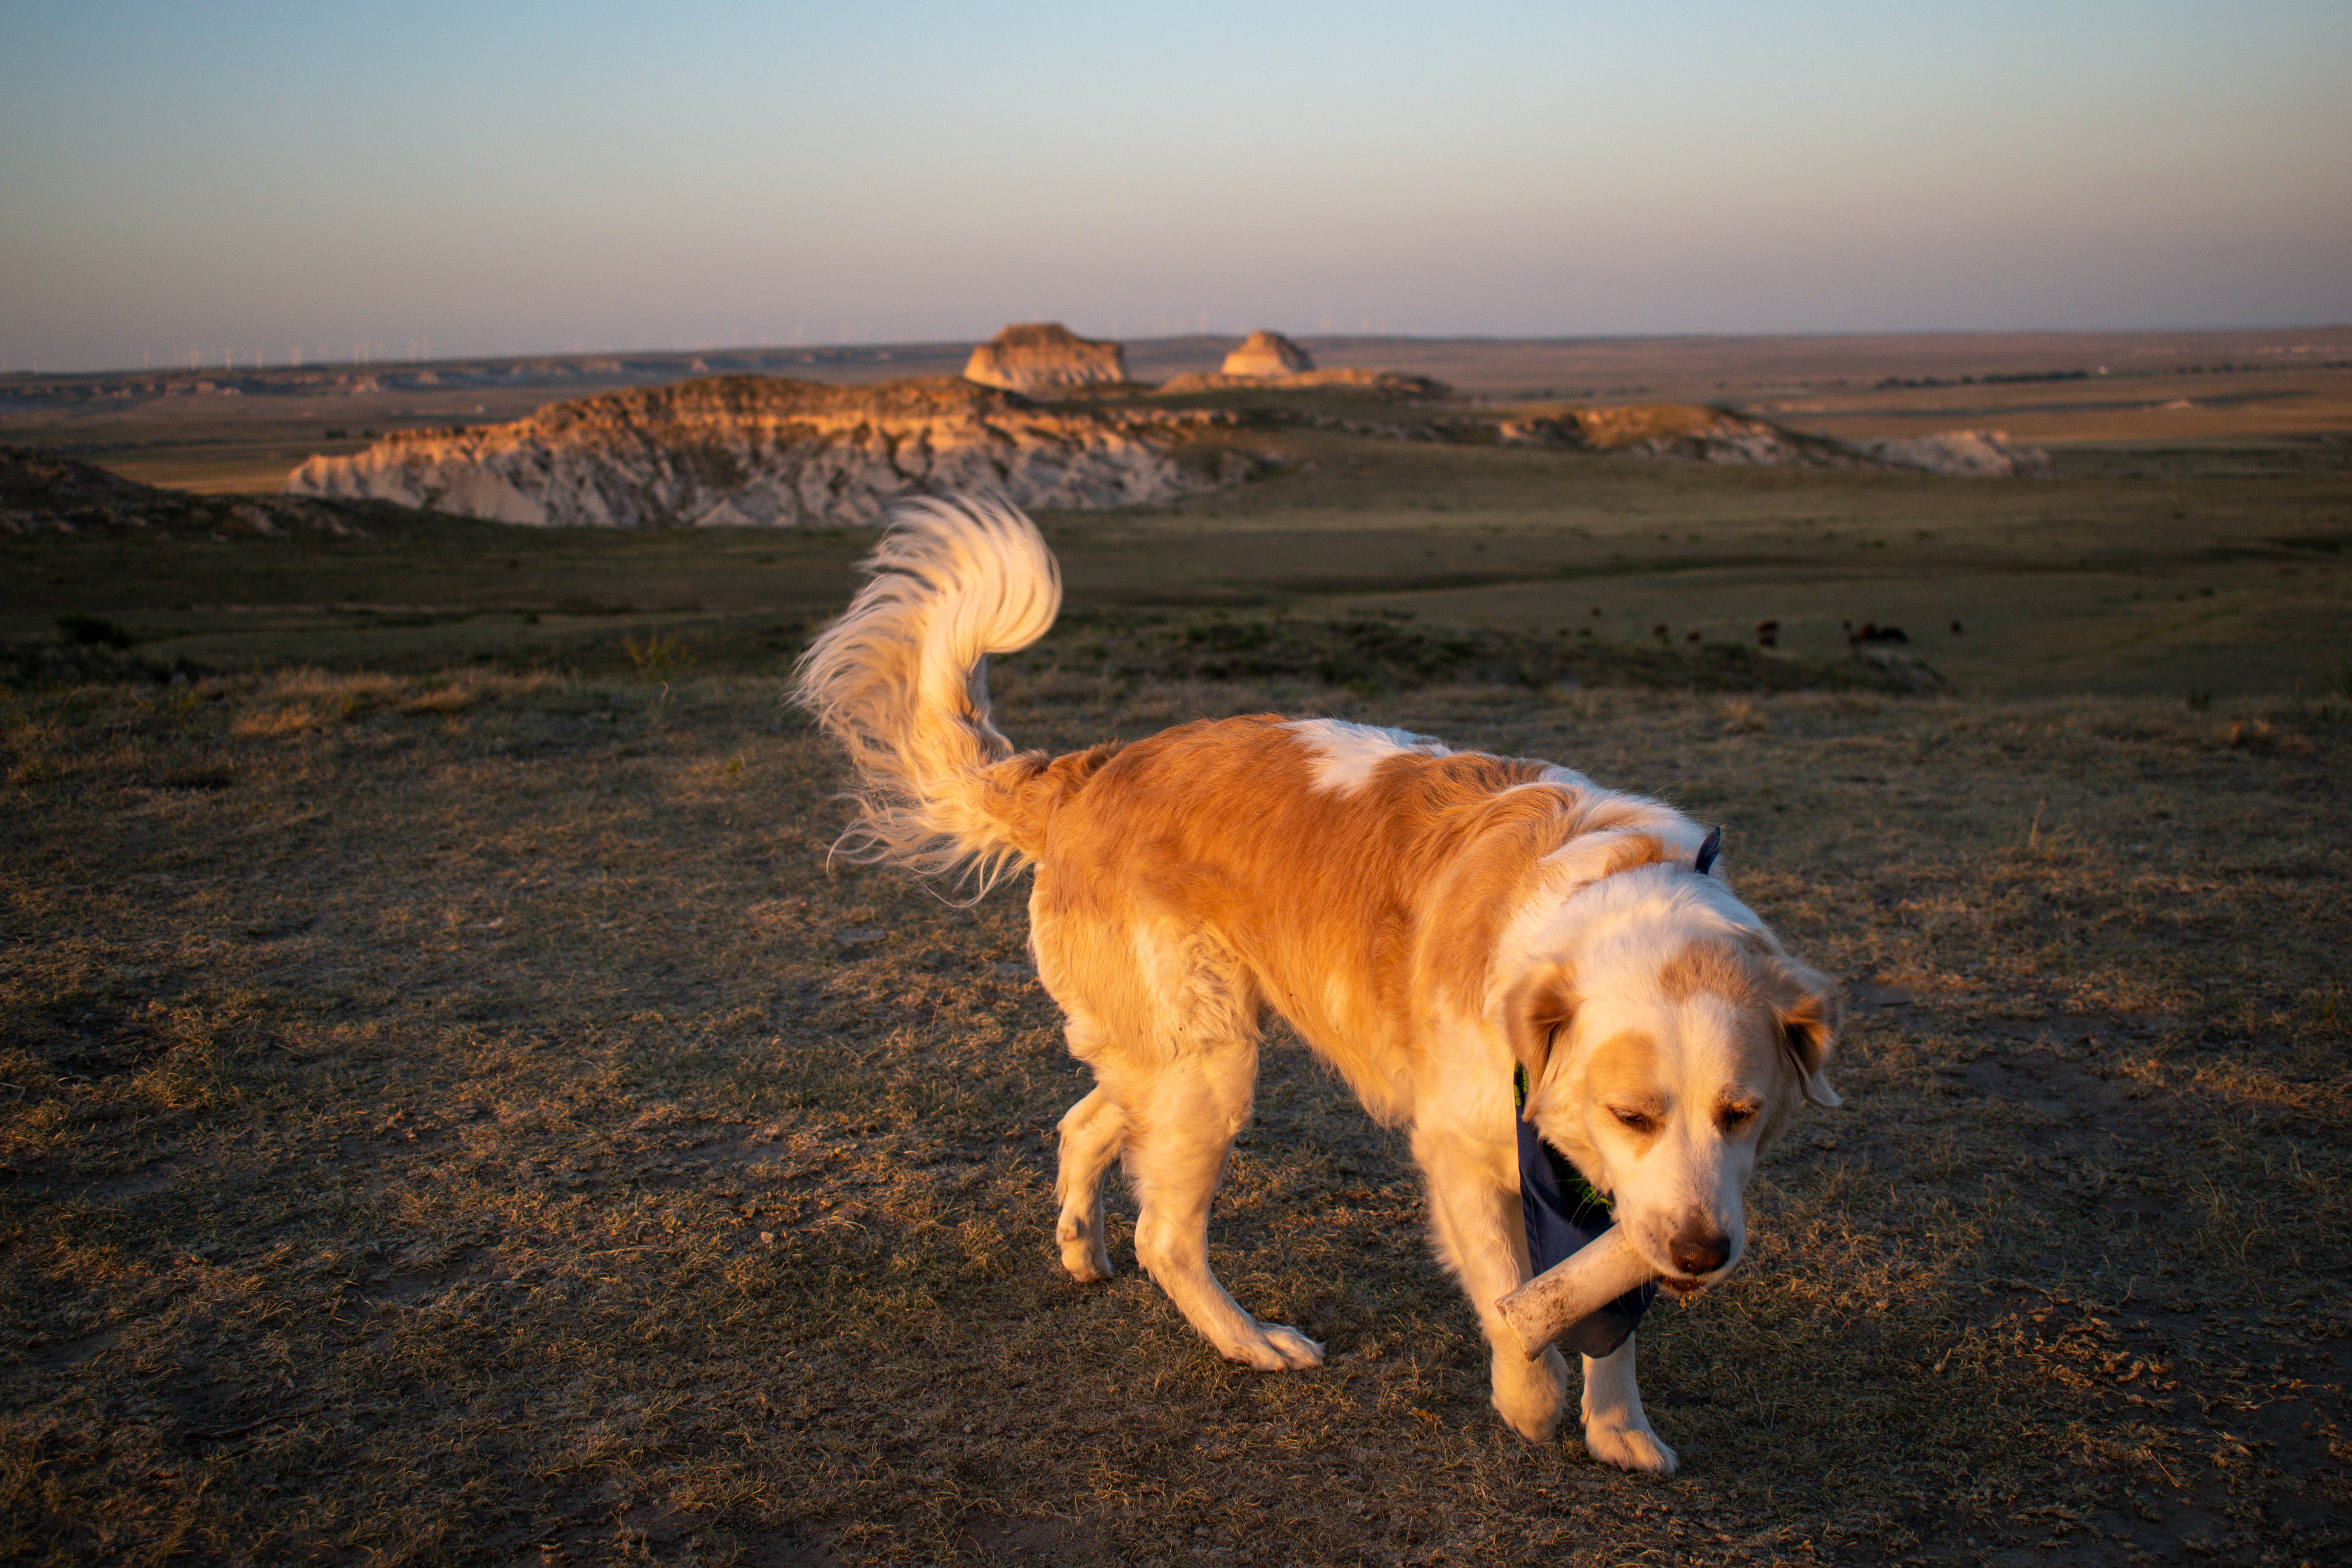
[1283,718,1451,794]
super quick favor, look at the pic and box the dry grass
[3,662,2346,1567]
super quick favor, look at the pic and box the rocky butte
[960,323,1128,394]
[283,375,1234,527]
[1221,330,1315,377]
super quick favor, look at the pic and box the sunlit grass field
[3,664,2346,1565]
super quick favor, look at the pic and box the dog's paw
[1583,1412,1678,1475]
[1060,1249,1114,1283]
[1491,1350,1570,1443]
[1226,1322,1324,1371]
[1055,1219,1114,1283]
[1058,1236,1113,1283]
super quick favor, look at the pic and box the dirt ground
[3,657,2346,1566]
[4,349,2348,1562]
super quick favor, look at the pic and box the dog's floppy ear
[1766,958,1842,1108]
[1502,961,1579,1096]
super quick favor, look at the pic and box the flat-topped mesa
[962,323,1128,394]
[1221,330,1315,378]
[283,374,1234,528]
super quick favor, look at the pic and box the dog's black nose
[1667,1226,1731,1276]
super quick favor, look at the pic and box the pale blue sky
[4,1,2347,372]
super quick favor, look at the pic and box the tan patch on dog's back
[1412,783,1585,1017]
[1596,831,1677,880]
[1030,719,1609,1122]
[1022,715,1708,1127]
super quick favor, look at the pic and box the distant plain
[5,328,2350,702]
[8,325,2351,490]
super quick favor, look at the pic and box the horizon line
[8,321,2352,382]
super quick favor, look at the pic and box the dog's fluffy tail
[791,495,1063,894]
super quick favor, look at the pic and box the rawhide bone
[1494,1227,1658,1360]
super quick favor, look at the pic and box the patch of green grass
[9,393,2352,703]
[1010,608,1932,697]
[52,613,131,649]
[622,628,697,683]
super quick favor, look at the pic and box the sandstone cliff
[1221,330,1315,377]
[283,376,1233,527]
[961,323,1127,393]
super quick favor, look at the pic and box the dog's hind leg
[1034,900,1312,1367]
[1123,1036,1323,1371]
[1054,1084,1126,1282]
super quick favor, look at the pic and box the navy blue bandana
[1515,1065,1655,1358]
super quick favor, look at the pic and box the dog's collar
[1694,824,1722,877]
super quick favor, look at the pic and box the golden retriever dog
[792,497,1840,1473]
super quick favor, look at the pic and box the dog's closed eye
[1610,1106,1659,1135]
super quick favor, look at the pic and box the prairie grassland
[2,660,2346,1566]
[7,427,2350,704]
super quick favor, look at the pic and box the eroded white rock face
[1849,431,2054,476]
[961,323,1127,393]
[1221,330,1315,378]
[1494,404,2050,475]
[283,376,1229,527]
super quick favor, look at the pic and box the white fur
[1583,1334,1676,1473]
[791,494,1061,892]
[1283,718,1450,793]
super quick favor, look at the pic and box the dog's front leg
[1411,1126,1570,1442]
[1582,1332,1677,1474]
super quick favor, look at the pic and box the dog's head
[1506,876,1838,1298]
